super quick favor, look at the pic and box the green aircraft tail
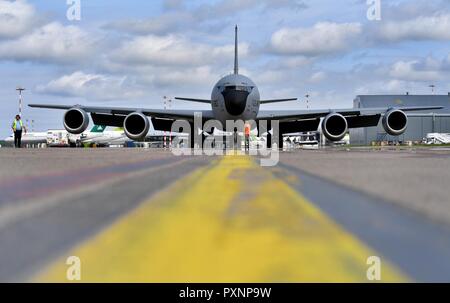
[90,125,107,133]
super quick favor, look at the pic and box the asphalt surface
[280,148,450,224]
[0,149,213,281]
[0,147,449,282]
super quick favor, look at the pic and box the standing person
[233,127,238,150]
[11,115,26,148]
[244,123,251,153]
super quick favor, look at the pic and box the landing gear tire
[266,132,272,149]
[278,133,284,150]
[266,132,283,149]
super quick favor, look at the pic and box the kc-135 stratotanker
[30,26,442,148]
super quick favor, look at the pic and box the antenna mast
[16,87,26,116]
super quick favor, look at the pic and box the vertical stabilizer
[91,125,106,133]
[234,25,239,75]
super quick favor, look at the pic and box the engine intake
[124,112,150,141]
[382,109,408,136]
[64,108,89,134]
[322,113,348,141]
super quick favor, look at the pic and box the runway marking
[0,157,199,231]
[0,156,186,205]
[35,156,407,282]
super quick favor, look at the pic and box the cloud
[279,56,312,69]
[109,34,249,67]
[382,0,450,21]
[163,0,185,11]
[106,0,308,35]
[270,22,362,56]
[0,0,38,38]
[389,59,446,82]
[375,13,450,42]
[262,0,308,11]
[36,71,145,101]
[197,0,307,18]
[309,71,326,83]
[106,11,196,35]
[0,22,97,64]
[267,2,450,57]
[353,54,450,95]
[152,66,218,87]
[355,79,413,95]
[254,70,288,85]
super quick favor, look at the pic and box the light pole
[168,97,172,148]
[16,87,26,116]
[429,84,436,95]
[305,94,310,110]
[163,96,167,149]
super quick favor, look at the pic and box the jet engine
[123,112,150,141]
[382,109,408,136]
[63,108,89,134]
[322,113,348,141]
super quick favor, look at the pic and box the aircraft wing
[29,104,443,124]
[256,106,444,121]
[28,104,215,121]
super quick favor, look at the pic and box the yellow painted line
[35,156,408,282]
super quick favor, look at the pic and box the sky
[1,0,450,137]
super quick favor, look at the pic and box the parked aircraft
[29,26,442,148]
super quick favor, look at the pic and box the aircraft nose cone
[222,89,249,116]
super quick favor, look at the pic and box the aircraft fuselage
[211,74,260,123]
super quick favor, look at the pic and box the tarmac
[0,147,449,282]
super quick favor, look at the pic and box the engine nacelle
[382,109,408,136]
[124,112,150,141]
[322,113,348,141]
[63,108,89,134]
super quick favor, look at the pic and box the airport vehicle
[4,132,47,146]
[424,133,450,145]
[29,27,443,148]
[46,130,71,147]
[285,132,320,149]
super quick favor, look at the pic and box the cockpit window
[222,85,253,92]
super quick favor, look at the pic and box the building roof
[354,94,450,113]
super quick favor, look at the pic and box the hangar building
[350,94,450,145]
